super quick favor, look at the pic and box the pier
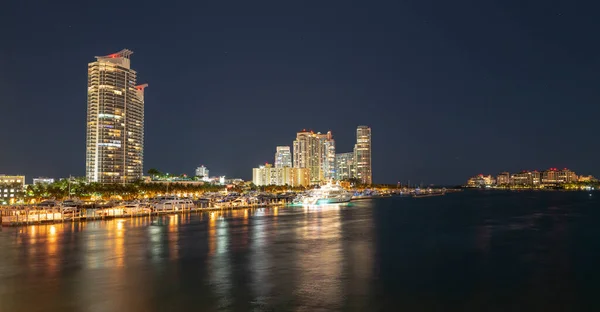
[0,200,286,227]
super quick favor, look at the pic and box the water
[0,191,598,311]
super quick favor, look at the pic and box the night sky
[1,0,599,184]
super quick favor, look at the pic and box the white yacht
[152,196,194,211]
[302,182,352,205]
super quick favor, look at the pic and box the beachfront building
[354,126,372,185]
[467,174,495,187]
[496,172,510,185]
[86,49,147,183]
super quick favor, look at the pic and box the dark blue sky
[1,0,599,184]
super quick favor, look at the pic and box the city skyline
[2,1,600,184]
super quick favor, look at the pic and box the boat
[152,196,194,211]
[301,182,352,205]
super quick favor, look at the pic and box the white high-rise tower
[86,49,147,183]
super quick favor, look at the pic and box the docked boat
[152,196,194,211]
[301,182,352,205]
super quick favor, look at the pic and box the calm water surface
[0,191,599,311]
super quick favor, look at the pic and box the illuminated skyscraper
[354,126,372,184]
[86,49,147,183]
[274,146,292,168]
[292,130,335,183]
[335,152,354,181]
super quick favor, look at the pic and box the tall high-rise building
[292,130,335,183]
[274,146,292,168]
[354,126,372,184]
[86,49,147,183]
[335,152,355,181]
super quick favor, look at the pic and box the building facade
[354,126,372,185]
[33,177,55,185]
[0,175,25,204]
[292,130,335,183]
[86,49,147,183]
[274,146,292,168]
[335,152,355,181]
[253,164,309,187]
[195,165,209,179]
[496,172,510,185]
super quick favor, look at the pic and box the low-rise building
[496,172,510,185]
[467,174,495,187]
[0,175,26,204]
[253,164,310,187]
[33,177,55,185]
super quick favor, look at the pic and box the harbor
[0,198,288,227]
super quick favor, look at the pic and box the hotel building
[86,49,147,183]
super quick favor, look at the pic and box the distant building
[354,126,372,185]
[274,146,292,168]
[86,49,147,183]
[335,152,355,181]
[0,175,26,204]
[467,174,495,187]
[33,177,55,185]
[511,171,537,186]
[195,165,209,180]
[579,175,597,182]
[252,164,309,186]
[542,168,577,184]
[496,172,510,185]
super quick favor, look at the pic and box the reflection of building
[86,49,147,183]
[354,126,372,185]
[335,152,355,181]
[0,175,25,203]
[293,130,335,183]
[195,165,209,179]
[252,164,309,186]
[33,177,55,185]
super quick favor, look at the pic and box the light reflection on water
[0,192,599,311]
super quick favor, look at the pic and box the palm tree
[147,168,161,180]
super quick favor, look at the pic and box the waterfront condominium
[293,130,335,183]
[86,49,147,183]
[335,152,355,181]
[274,146,292,168]
[354,126,372,184]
